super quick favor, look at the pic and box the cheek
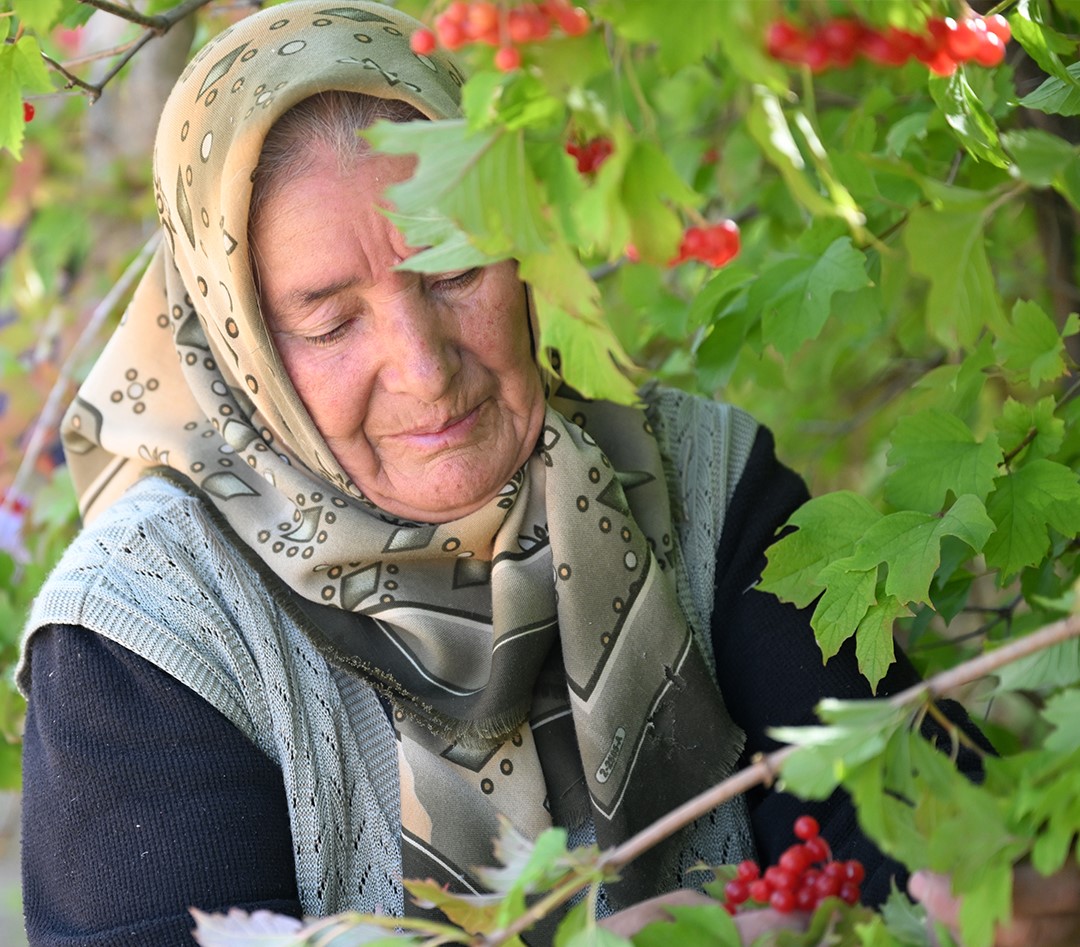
[278,345,371,434]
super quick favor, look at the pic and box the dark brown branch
[77,0,217,33]
[44,0,217,102]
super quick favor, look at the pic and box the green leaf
[13,0,63,33]
[1001,129,1080,189]
[622,140,698,264]
[594,0,725,72]
[752,237,870,357]
[885,409,1003,513]
[1042,690,1080,753]
[1018,61,1080,116]
[928,72,1008,169]
[848,496,994,607]
[856,598,906,692]
[759,491,882,609]
[996,396,1065,462]
[1010,1,1080,89]
[903,203,1004,348]
[370,120,550,259]
[984,460,1080,578]
[995,299,1077,387]
[534,295,637,404]
[811,560,877,660]
[993,638,1080,695]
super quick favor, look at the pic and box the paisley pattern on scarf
[60,0,750,913]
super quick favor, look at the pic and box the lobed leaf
[885,410,1002,513]
[984,460,1080,579]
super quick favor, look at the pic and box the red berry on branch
[804,834,831,861]
[23,101,36,122]
[943,17,981,61]
[839,881,861,905]
[765,19,806,62]
[983,13,1012,44]
[748,878,771,903]
[736,859,761,882]
[494,45,522,72]
[819,17,863,66]
[793,815,820,840]
[724,878,750,905]
[410,28,437,55]
[435,14,467,50]
[973,30,1006,67]
[770,888,797,913]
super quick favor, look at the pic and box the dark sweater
[20,428,989,944]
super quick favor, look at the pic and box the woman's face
[250,146,545,524]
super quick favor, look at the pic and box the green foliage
[5,0,1080,944]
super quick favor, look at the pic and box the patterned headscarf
[61,0,747,915]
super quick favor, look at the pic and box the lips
[389,402,485,451]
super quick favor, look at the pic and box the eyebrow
[274,277,359,318]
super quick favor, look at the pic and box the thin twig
[76,0,167,31]
[60,37,145,70]
[39,52,102,96]
[1,232,160,517]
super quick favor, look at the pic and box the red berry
[779,844,811,875]
[444,0,469,23]
[724,879,750,905]
[494,45,522,71]
[973,30,1006,67]
[467,1,499,36]
[764,866,796,891]
[410,28,437,55]
[842,860,866,884]
[435,14,467,50]
[770,888,796,913]
[555,4,589,36]
[793,815,820,840]
[508,9,534,44]
[815,873,841,898]
[944,17,981,61]
[796,885,818,911]
[736,859,761,882]
[748,879,771,903]
[803,35,832,72]
[804,834,830,861]
[839,881,861,905]
[860,27,909,66]
[925,47,959,76]
[23,101,35,122]
[765,19,806,62]
[819,17,863,66]
[983,13,1011,44]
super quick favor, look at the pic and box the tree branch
[41,0,219,101]
[479,612,1080,946]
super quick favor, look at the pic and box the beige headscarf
[61,0,747,915]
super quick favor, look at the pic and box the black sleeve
[710,427,993,907]
[21,624,302,946]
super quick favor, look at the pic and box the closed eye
[306,321,351,347]
[433,267,481,291]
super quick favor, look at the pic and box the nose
[379,294,461,402]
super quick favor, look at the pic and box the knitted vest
[17,388,759,918]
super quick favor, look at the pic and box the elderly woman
[16,2,1078,946]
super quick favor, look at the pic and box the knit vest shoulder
[17,388,759,918]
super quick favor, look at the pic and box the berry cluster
[565,137,613,174]
[765,12,1011,76]
[410,0,590,72]
[722,815,865,915]
[673,220,740,268]
[23,102,35,123]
